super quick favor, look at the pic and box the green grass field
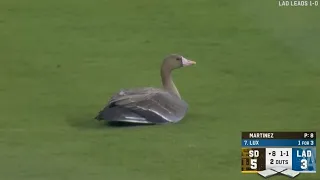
[0,0,319,179]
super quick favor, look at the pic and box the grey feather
[96,87,188,124]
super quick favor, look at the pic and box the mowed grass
[0,0,319,179]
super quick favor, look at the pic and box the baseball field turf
[0,0,319,179]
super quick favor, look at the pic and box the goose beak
[182,57,196,67]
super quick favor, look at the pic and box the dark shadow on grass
[65,114,106,130]
[106,121,155,128]
[65,108,205,130]
[65,114,155,129]
[65,111,211,129]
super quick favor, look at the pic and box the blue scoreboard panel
[241,132,316,178]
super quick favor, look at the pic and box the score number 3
[301,159,308,170]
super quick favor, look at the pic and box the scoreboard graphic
[241,132,316,178]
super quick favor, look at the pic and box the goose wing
[108,87,188,123]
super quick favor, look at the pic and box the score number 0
[249,150,259,169]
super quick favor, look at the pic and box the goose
[95,54,196,124]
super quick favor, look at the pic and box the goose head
[162,54,196,71]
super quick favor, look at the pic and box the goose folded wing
[110,91,188,122]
